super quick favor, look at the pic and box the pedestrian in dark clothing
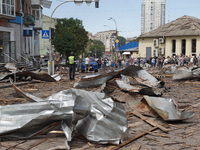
[98,58,101,69]
[67,52,76,81]
[117,57,122,69]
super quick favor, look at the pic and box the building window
[32,9,40,20]
[191,39,196,55]
[1,0,15,17]
[181,39,186,55]
[172,40,176,54]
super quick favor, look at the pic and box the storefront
[0,27,15,63]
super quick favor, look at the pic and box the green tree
[85,40,105,58]
[130,36,138,42]
[52,18,88,58]
[117,36,126,47]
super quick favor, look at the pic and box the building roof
[138,15,200,38]
[119,42,138,52]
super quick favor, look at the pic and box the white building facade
[141,0,166,34]
[94,30,117,55]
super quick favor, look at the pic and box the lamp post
[104,25,112,30]
[48,0,99,75]
[108,17,118,59]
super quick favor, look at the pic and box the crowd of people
[47,53,200,82]
[149,54,200,69]
[97,53,200,70]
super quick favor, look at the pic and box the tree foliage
[85,40,105,58]
[117,36,126,47]
[52,18,88,58]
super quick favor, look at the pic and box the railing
[3,53,17,64]
[17,53,33,66]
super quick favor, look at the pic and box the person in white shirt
[85,56,90,72]
[190,56,194,67]
[108,60,111,68]
[164,58,168,65]
[130,52,134,65]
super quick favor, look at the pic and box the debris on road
[173,66,200,81]
[0,81,128,149]
[74,66,165,88]
[131,96,195,121]
[0,71,61,82]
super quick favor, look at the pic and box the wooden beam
[131,109,169,132]
[105,125,159,150]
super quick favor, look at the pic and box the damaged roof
[138,15,200,38]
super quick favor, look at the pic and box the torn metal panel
[74,70,119,88]
[173,67,200,80]
[173,69,195,80]
[0,71,60,82]
[143,96,195,121]
[192,67,200,76]
[74,66,164,88]
[162,64,178,74]
[115,80,162,96]
[4,63,17,72]
[0,85,128,146]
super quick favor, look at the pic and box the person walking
[130,52,134,65]
[151,57,155,69]
[67,52,76,81]
[54,54,61,73]
[85,56,90,72]
[125,56,129,67]
[117,57,122,69]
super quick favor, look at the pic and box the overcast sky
[43,0,200,38]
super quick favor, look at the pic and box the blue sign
[115,43,119,47]
[116,46,119,49]
[42,30,50,39]
[23,29,33,37]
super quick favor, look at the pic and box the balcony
[0,0,16,20]
[31,0,40,6]
[32,7,42,30]
[24,15,35,26]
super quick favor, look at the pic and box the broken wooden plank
[131,109,169,132]
[0,81,41,89]
[131,144,141,150]
[26,139,48,150]
[105,125,159,150]
[147,131,170,138]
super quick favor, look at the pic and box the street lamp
[108,17,117,38]
[104,25,112,30]
[48,0,99,75]
[108,17,118,59]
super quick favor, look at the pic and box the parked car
[41,58,48,66]
[81,58,98,72]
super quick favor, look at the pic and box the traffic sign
[116,46,119,49]
[42,30,50,39]
[115,43,119,47]
[116,39,119,43]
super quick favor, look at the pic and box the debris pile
[0,65,198,149]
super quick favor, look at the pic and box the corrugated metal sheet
[1,80,128,148]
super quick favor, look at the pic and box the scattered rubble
[0,65,199,149]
